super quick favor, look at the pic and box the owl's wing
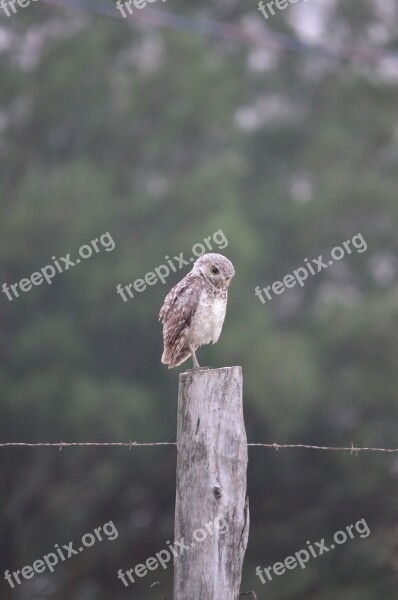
[159,274,201,363]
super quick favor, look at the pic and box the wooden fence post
[173,366,249,600]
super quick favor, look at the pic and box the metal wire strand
[0,441,397,454]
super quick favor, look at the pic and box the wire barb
[351,442,359,456]
[150,581,171,600]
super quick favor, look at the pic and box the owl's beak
[222,276,231,288]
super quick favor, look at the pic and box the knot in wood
[212,486,222,500]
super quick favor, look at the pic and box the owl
[159,253,235,369]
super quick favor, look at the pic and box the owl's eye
[210,266,220,275]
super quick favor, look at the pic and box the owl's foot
[189,345,201,370]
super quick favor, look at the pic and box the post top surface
[179,366,242,382]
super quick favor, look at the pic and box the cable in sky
[39,0,398,67]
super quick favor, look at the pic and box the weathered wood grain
[173,367,249,600]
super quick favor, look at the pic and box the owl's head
[193,253,235,290]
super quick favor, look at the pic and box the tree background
[1,0,398,598]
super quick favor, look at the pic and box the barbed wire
[0,441,397,454]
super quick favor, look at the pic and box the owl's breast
[189,291,227,346]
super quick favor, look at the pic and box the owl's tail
[161,346,191,369]
[161,348,170,365]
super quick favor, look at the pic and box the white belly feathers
[188,291,227,347]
